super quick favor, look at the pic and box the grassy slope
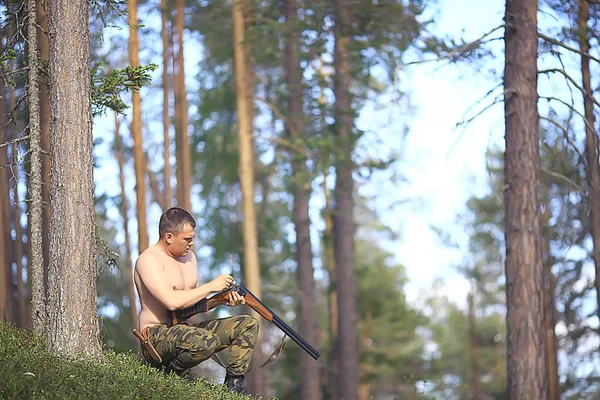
[0,322,250,400]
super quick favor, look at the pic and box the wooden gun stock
[166,283,320,361]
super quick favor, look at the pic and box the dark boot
[224,372,246,394]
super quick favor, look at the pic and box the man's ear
[165,233,173,244]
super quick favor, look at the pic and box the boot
[224,372,246,394]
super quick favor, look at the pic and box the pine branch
[539,33,600,65]
[539,68,600,109]
[395,24,505,72]
[0,134,30,149]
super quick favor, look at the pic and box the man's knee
[242,315,258,331]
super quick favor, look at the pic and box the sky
[357,0,507,308]
[93,0,508,311]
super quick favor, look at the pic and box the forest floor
[0,322,249,399]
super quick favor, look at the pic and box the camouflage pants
[142,315,258,375]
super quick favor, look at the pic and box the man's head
[159,207,196,257]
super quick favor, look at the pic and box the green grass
[0,322,250,400]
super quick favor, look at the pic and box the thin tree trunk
[468,292,481,400]
[37,0,51,283]
[357,310,372,400]
[232,0,265,395]
[504,0,547,397]
[12,158,26,328]
[333,0,359,398]
[161,0,172,209]
[0,69,8,322]
[128,0,149,253]
[324,175,339,400]
[283,0,320,398]
[114,112,139,331]
[174,0,191,211]
[0,39,12,322]
[578,0,600,325]
[46,0,101,358]
[542,207,559,400]
[28,0,45,335]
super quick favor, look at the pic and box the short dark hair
[159,207,196,238]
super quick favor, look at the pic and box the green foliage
[0,323,248,400]
[91,63,158,116]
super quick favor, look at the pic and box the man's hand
[210,274,235,292]
[226,290,246,307]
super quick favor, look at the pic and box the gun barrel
[238,284,320,360]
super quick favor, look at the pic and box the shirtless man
[134,207,258,393]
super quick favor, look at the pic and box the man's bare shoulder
[135,247,162,271]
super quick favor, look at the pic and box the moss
[0,322,251,400]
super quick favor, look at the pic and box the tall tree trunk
[174,0,191,211]
[333,0,359,398]
[357,310,372,400]
[0,68,9,322]
[114,113,139,331]
[468,291,481,400]
[28,0,45,335]
[578,0,600,324]
[542,207,559,400]
[128,0,149,253]
[46,0,101,358]
[161,0,172,209]
[504,0,547,398]
[283,1,320,398]
[12,158,26,328]
[232,0,265,395]
[324,178,339,400]
[37,0,51,284]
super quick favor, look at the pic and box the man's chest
[162,261,196,290]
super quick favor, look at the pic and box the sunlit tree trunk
[232,0,265,395]
[46,0,101,358]
[578,0,600,326]
[114,113,139,331]
[28,0,45,335]
[333,0,359,398]
[161,0,172,209]
[174,0,191,211]
[128,0,149,252]
[504,0,547,397]
[283,1,320,397]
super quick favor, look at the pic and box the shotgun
[166,283,320,361]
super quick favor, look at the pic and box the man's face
[166,223,195,257]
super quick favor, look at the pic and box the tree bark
[29,0,45,335]
[46,0,101,358]
[114,112,139,331]
[0,68,9,322]
[161,0,172,209]
[174,0,191,211]
[232,0,265,395]
[578,0,600,326]
[128,0,149,253]
[468,292,481,400]
[37,0,51,284]
[283,1,320,398]
[333,1,360,399]
[504,0,547,397]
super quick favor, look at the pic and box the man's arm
[136,252,231,310]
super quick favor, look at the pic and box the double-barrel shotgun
[166,283,320,362]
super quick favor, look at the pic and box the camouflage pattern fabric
[142,315,258,375]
